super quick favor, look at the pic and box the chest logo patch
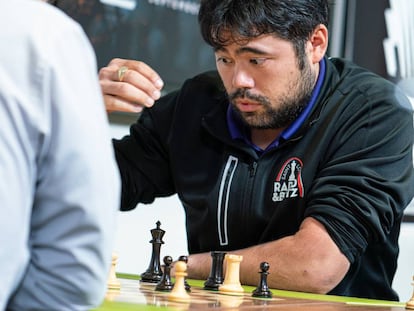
[273,157,304,202]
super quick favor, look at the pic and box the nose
[232,67,254,89]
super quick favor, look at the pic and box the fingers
[103,94,145,114]
[100,76,157,112]
[99,58,164,113]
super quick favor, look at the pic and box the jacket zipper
[249,161,258,177]
[241,161,258,230]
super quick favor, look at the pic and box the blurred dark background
[55,0,391,92]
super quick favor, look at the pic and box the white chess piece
[219,254,244,295]
[168,260,191,302]
[406,275,414,310]
[107,252,121,290]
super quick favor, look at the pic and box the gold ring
[118,66,128,82]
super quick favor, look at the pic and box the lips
[235,101,262,112]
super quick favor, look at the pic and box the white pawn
[406,275,414,310]
[219,254,244,295]
[107,252,121,290]
[168,260,191,302]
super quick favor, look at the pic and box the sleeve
[306,80,414,263]
[113,91,179,211]
[5,7,121,311]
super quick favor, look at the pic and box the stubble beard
[228,61,316,130]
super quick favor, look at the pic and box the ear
[308,24,328,64]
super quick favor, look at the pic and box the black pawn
[155,256,174,291]
[252,262,272,298]
[178,255,191,292]
[203,251,226,291]
[141,221,165,283]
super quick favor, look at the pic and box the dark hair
[198,0,330,67]
[47,0,59,6]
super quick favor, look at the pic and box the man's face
[215,33,318,129]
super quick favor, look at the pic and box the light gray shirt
[0,1,120,310]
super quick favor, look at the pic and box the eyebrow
[215,46,269,55]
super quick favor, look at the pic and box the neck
[251,128,285,150]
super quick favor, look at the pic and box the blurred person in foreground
[0,0,120,310]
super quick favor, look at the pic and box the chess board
[99,276,408,311]
[105,277,287,309]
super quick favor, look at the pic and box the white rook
[219,254,244,295]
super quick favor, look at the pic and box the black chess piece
[178,255,191,292]
[203,251,226,290]
[252,261,272,298]
[140,221,165,283]
[155,256,174,291]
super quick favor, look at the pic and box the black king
[140,221,165,283]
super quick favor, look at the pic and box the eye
[216,57,233,64]
[250,58,267,65]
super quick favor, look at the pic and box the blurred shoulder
[0,0,84,41]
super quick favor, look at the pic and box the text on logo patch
[273,157,304,202]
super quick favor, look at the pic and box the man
[0,0,120,310]
[99,0,414,300]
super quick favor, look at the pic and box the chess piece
[155,256,174,291]
[105,289,121,301]
[107,252,121,290]
[178,255,191,292]
[168,260,191,302]
[252,262,272,298]
[219,254,244,295]
[406,275,414,310]
[141,221,165,283]
[204,251,226,291]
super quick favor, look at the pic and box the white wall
[110,122,414,302]
[394,222,414,302]
[113,195,187,276]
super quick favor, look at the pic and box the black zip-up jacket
[114,57,414,300]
